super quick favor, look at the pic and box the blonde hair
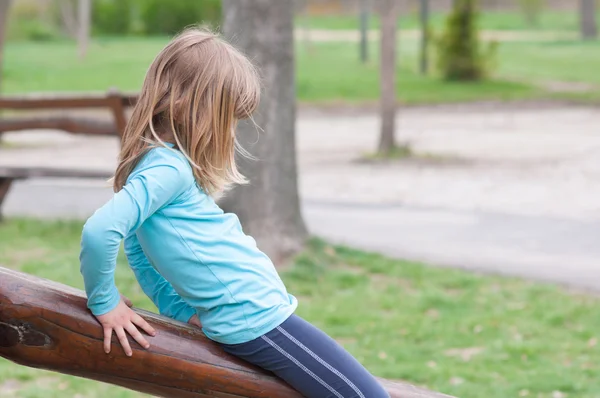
[113,27,261,195]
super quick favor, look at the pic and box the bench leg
[0,178,14,222]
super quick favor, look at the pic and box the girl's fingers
[131,313,156,337]
[115,326,133,357]
[125,322,150,350]
[103,327,113,354]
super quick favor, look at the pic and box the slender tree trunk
[0,0,11,94]
[59,0,78,39]
[419,0,429,75]
[78,0,91,59]
[359,0,369,63]
[300,0,313,54]
[580,0,598,40]
[377,0,398,155]
[221,0,308,264]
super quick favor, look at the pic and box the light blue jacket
[80,145,297,344]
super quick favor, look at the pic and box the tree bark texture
[77,0,91,59]
[59,0,79,39]
[377,0,398,154]
[0,266,455,398]
[359,0,370,63]
[580,0,598,39]
[220,0,308,264]
[420,0,430,74]
[0,0,12,93]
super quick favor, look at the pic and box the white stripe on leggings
[277,326,367,398]
[260,335,344,398]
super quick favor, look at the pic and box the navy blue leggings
[220,315,389,398]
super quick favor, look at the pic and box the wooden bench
[0,90,137,136]
[0,91,137,219]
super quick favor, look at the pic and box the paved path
[2,103,599,290]
[6,180,599,290]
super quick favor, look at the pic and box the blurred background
[0,0,599,397]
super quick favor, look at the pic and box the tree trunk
[0,0,11,94]
[220,0,308,264]
[0,267,455,398]
[419,0,430,75]
[299,0,313,54]
[580,0,598,40]
[59,0,79,39]
[359,0,369,63]
[377,0,398,155]
[78,0,91,59]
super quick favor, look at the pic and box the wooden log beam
[0,266,454,398]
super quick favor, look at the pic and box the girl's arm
[80,157,190,316]
[79,153,192,355]
[124,233,197,324]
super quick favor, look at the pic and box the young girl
[80,28,389,398]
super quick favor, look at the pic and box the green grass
[299,10,599,32]
[3,38,157,94]
[1,218,600,398]
[296,42,541,103]
[364,144,414,160]
[3,36,600,105]
[3,38,541,105]
[496,40,600,85]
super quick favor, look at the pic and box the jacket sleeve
[79,155,191,316]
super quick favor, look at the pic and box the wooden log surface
[0,266,454,398]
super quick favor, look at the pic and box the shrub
[17,20,59,41]
[435,0,495,81]
[7,0,61,41]
[140,0,221,36]
[92,0,134,35]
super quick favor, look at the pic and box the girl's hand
[95,300,156,357]
[188,314,202,328]
[121,294,133,308]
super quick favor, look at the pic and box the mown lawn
[300,10,599,32]
[5,35,600,105]
[3,37,540,105]
[495,40,600,85]
[1,218,599,398]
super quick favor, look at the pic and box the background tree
[579,0,598,40]
[436,0,491,81]
[221,0,308,263]
[377,0,399,155]
[419,0,429,75]
[0,0,11,93]
[58,0,78,39]
[77,0,91,59]
[359,0,369,63]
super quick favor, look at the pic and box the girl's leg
[221,315,390,398]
